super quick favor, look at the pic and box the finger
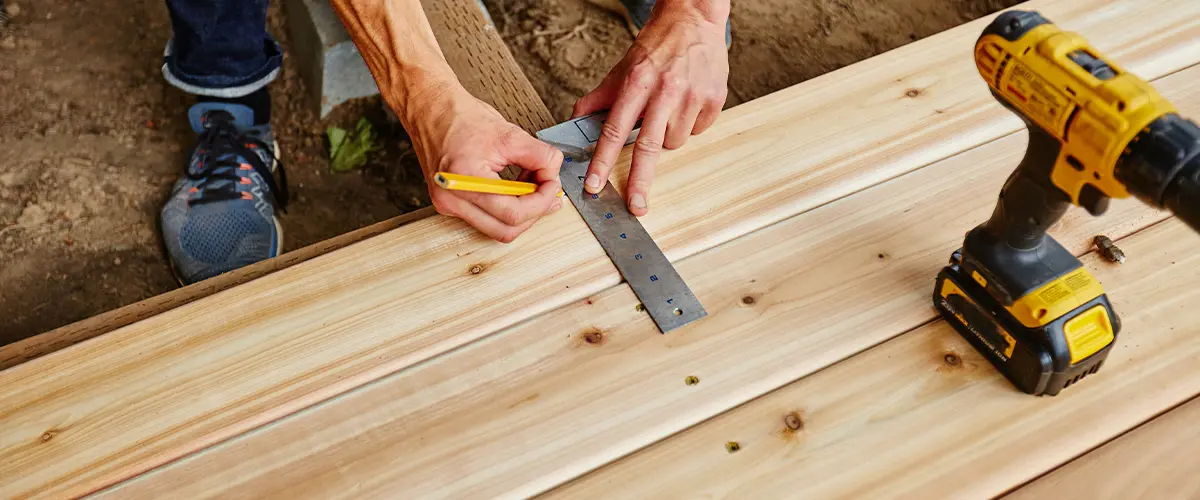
[458,177,562,227]
[586,71,654,194]
[501,129,564,180]
[692,89,727,135]
[626,90,677,217]
[573,70,623,118]
[664,93,703,150]
[454,196,544,243]
[438,196,522,242]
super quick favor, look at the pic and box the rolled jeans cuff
[161,37,283,98]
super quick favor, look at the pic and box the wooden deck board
[2,0,1198,497]
[1007,396,1200,500]
[552,218,1200,498]
[101,62,1200,500]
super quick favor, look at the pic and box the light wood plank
[4,1,1197,497]
[1007,396,1200,500]
[0,207,434,371]
[0,0,552,372]
[101,64,1200,500]
[552,218,1200,498]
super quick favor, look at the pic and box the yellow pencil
[434,172,563,197]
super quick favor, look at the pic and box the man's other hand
[573,0,730,216]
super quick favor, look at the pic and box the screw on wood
[784,412,804,431]
[1094,235,1126,264]
[944,353,961,366]
[725,441,741,453]
[685,375,700,386]
[635,303,646,312]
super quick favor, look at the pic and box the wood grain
[551,218,1200,499]
[1007,396,1200,500]
[0,0,554,372]
[0,207,433,371]
[99,63,1200,500]
[3,0,1197,497]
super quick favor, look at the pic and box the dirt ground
[0,0,1019,345]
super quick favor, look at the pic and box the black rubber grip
[984,127,1072,250]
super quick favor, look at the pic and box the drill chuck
[1118,114,1200,233]
[1165,157,1200,232]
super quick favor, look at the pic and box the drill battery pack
[933,250,1121,396]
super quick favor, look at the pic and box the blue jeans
[163,0,281,97]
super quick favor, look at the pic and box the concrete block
[285,0,494,118]
[285,0,381,117]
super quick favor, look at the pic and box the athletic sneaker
[160,102,288,285]
[587,0,733,48]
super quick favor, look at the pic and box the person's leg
[162,0,282,98]
[159,0,289,285]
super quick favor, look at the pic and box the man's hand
[573,0,730,216]
[410,86,565,243]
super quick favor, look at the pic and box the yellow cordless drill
[934,10,1200,396]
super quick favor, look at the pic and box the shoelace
[187,111,288,211]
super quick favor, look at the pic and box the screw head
[784,412,803,431]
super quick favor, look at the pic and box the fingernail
[630,193,647,210]
[553,200,564,211]
[585,173,601,192]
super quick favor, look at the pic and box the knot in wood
[469,264,484,275]
[741,295,756,305]
[583,331,603,344]
[906,88,922,98]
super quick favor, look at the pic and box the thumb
[503,130,565,181]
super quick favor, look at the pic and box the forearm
[329,0,460,126]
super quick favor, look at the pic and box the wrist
[655,0,729,26]
[383,67,464,133]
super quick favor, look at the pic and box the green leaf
[327,118,382,173]
[326,126,348,161]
